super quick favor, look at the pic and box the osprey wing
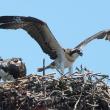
[0,16,63,59]
[74,30,110,49]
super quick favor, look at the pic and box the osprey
[0,57,26,81]
[0,16,110,75]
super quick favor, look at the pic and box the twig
[73,84,85,110]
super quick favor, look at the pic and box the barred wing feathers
[75,30,110,49]
[0,16,63,59]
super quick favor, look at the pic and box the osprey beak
[76,49,83,56]
[79,51,83,56]
[70,49,83,56]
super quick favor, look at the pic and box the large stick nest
[0,66,110,110]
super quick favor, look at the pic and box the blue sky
[0,0,110,79]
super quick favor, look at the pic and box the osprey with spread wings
[0,16,110,74]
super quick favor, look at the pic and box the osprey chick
[0,58,26,81]
[0,16,110,74]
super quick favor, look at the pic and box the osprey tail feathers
[37,66,50,72]
[37,62,56,72]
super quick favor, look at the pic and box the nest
[0,66,110,110]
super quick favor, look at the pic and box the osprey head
[69,48,83,56]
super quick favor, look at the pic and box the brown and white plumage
[0,16,63,60]
[74,30,110,49]
[0,57,26,81]
[0,16,110,75]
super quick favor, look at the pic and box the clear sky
[0,0,110,79]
